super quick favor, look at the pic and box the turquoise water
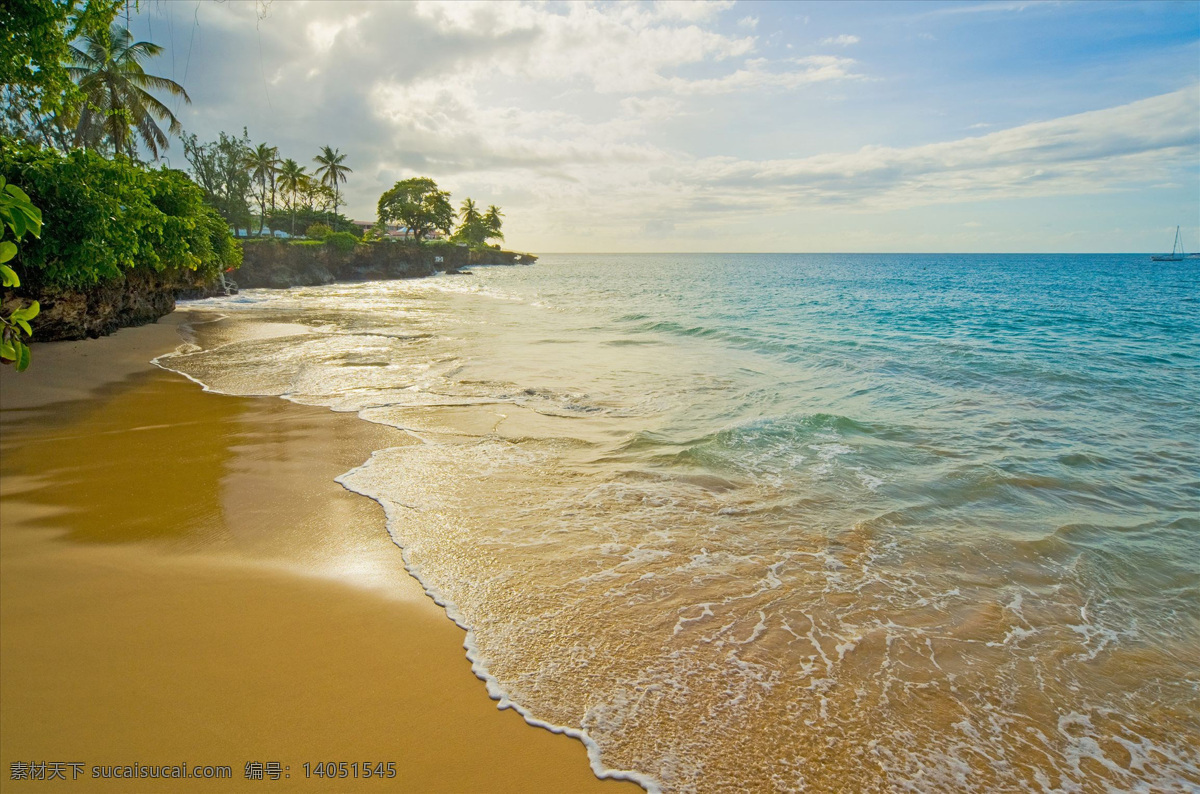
[166,254,1199,792]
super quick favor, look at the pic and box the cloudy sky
[128,0,1198,252]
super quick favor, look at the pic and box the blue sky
[128,1,1199,252]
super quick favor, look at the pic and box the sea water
[160,254,1200,792]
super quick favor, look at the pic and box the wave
[151,258,1200,793]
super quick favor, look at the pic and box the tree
[484,205,504,243]
[312,146,351,215]
[68,23,190,159]
[377,177,454,243]
[243,142,279,236]
[182,129,253,231]
[298,174,317,212]
[316,183,337,213]
[452,197,488,246]
[277,158,306,237]
[0,0,122,151]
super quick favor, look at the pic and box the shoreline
[0,311,639,792]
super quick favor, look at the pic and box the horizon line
[528,251,1189,256]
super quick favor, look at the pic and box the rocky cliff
[233,240,536,289]
[5,241,537,342]
[3,267,210,342]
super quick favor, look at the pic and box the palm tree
[243,143,279,236]
[277,158,306,237]
[460,198,481,226]
[68,23,190,159]
[455,198,486,245]
[313,146,351,215]
[484,205,504,243]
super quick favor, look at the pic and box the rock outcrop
[3,268,209,342]
[5,241,538,342]
[234,240,536,289]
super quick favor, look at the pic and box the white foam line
[337,452,663,794]
[153,322,662,793]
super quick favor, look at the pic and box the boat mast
[1174,226,1183,256]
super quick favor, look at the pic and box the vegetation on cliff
[182,129,359,238]
[0,141,239,289]
[0,176,42,370]
[0,0,124,150]
[1,1,242,354]
[0,1,525,355]
[377,178,454,243]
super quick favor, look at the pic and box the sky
[127,0,1200,253]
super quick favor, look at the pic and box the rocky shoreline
[4,241,537,342]
[227,239,536,290]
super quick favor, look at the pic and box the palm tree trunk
[258,180,266,236]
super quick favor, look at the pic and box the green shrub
[289,240,324,247]
[0,140,238,287]
[266,208,358,237]
[324,231,357,254]
[423,239,458,255]
[305,222,332,240]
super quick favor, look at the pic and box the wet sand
[0,313,638,792]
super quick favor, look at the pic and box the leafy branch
[1,176,43,371]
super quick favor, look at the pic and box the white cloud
[409,0,756,94]
[139,1,1198,251]
[678,86,1199,211]
[820,34,860,47]
[738,16,759,30]
[663,56,861,95]
[305,13,366,54]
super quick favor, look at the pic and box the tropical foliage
[0,3,241,371]
[305,223,333,240]
[377,177,455,243]
[68,23,190,159]
[0,176,43,371]
[0,0,123,151]
[277,158,306,236]
[0,141,239,288]
[484,205,504,243]
[313,146,352,215]
[243,142,279,236]
[450,197,505,247]
[452,198,486,246]
[181,130,255,230]
[323,231,358,254]
[180,132,355,238]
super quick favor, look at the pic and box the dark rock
[236,240,538,288]
[3,268,200,342]
[5,241,540,344]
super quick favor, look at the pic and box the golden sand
[0,314,638,792]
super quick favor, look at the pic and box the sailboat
[1151,226,1186,261]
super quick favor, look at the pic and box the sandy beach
[0,311,638,792]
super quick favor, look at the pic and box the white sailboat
[1151,226,1186,261]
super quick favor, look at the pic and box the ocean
[160,253,1200,792]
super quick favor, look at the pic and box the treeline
[1,3,241,286]
[375,177,504,248]
[180,135,508,251]
[0,141,240,288]
[0,1,518,367]
[1,2,239,366]
[182,130,355,238]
